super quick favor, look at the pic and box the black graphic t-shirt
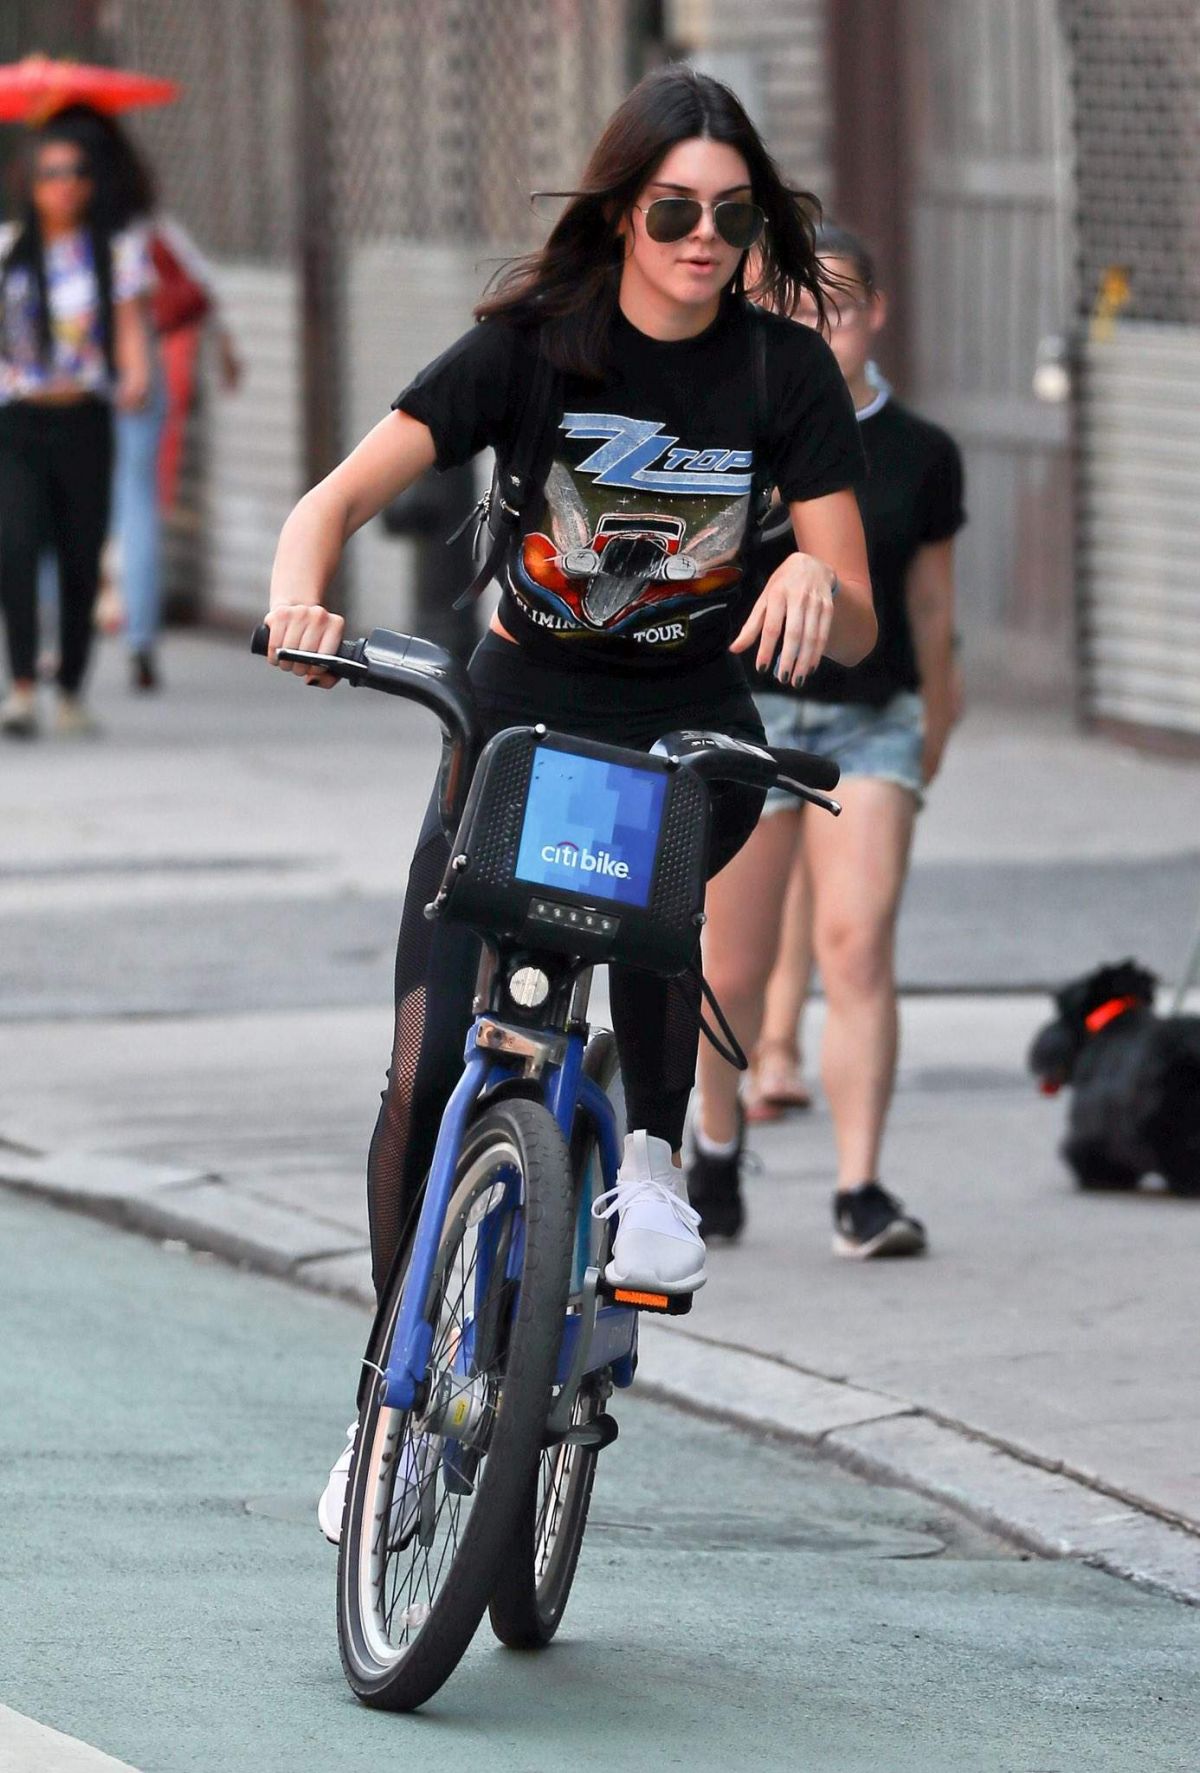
[753,392,966,706]
[393,295,864,673]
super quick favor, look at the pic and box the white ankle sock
[694,1121,739,1160]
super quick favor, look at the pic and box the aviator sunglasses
[634,195,765,250]
[34,158,91,183]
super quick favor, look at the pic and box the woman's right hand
[264,603,346,687]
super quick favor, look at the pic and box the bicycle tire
[488,1031,623,1648]
[337,1096,575,1710]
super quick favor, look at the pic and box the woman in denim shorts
[688,225,965,1258]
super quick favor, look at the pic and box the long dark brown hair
[1,111,120,375]
[476,64,833,378]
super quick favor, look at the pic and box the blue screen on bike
[514,748,667,910]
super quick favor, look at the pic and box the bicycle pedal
[607,1285,693,1317]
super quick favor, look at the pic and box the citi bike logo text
[541,839,630,880]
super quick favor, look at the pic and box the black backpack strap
[751,305,768,451]
[742,306,774,587]
[452,333,559,610]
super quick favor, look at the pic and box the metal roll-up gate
[1077,325,1200,740]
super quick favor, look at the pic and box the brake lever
[275,645,369,682]
[777,777,842,817]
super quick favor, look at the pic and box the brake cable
[686,960,750,1071]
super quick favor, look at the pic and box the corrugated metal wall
[903,0,1074,687]
[1076,325,1200,738]
[1066,0,1200,743]
[203,264,303,625]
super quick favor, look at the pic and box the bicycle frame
[380,987,636,1420]
[250,625,840,1443]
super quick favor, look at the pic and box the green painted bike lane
[1,1189,1195,1773]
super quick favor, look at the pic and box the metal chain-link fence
[324,0,630,250]
[109,0,300,264]
[1064,0,1200,325]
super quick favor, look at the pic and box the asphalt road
[1,1190,1196,1773]
[4,853,1200,1019]
[3,634,1200,1024]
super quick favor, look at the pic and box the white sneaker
[318,1422,357,1543]
[317,1420,433,1547]
[593,1130,707,1294]
[0,686,37,738]
[55,694,99,738]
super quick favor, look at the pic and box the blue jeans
[114,370,167,653]
[755,689,927,812]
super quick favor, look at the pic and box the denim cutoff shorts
[755,688,925,814]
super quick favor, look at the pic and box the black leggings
[0,397,113,695]
[365,634,766,1295]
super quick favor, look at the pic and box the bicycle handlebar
[251,621,482,837]
[251,624,840,820]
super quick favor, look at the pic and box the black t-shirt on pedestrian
[394,294,864,674]
[753,391,966,706]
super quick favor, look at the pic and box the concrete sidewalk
[3,630,1200,1599]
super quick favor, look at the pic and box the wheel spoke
[350,1139,536,1670]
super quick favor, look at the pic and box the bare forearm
[911,597,953,689]
[906,538,959,780]
[826,575,877,667]
[114,298,150,404]
[269,486,350,612]
[268,410,437,613]
[906,539,957,708]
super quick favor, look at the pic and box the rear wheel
[337,1097,575,1710]
[489,1032,623,1648]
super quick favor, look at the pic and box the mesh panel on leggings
[365,824,454,1294]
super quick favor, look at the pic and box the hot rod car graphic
[517,459,749,633]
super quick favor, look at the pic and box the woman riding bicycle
[262,66,876,1533]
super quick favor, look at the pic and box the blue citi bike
[252,622,840,1711]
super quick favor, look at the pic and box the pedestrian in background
[0,110,151,737]
[689,224,966,1257]
[47,105,241,694]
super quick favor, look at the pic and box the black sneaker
[131,650,159,692]
[833,1182,926,1259]
[687,1114,745,1241]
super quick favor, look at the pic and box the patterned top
[0,223,151,404]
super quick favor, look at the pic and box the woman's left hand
[115,367,149,412]
[731,551,837,686]
[921,703,954,785]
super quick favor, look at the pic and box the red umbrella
[0,55,180,124]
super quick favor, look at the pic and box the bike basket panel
[438,727,710,975]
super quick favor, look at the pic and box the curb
[634,1322,1200,1606]
[4,1143,1199,1607]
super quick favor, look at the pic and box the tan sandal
[744,1040,812,1121]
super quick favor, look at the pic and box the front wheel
[337,1097,575,1711]
[489,1031,623,1648]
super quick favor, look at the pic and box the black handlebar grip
[771,746,841,792]
[251,623,271,657]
